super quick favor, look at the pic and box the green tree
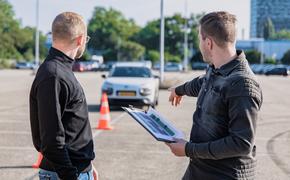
[164,52,181,63]
[87,7,142,61]
[146,50,160,63]
[0,0,21,59]
[272,29,290,40]
[281,49,290,65]
[133,13,201,62]
[0,0,47,63]
[16,27,47,61]
[118,41,145,61]
[78,50,91,61]
[264,58,276,64]
[132,20,159,52]
[263,18,275,40]
[245,50,261,64]
[190,51,203,63]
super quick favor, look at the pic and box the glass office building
[250,0,290,38]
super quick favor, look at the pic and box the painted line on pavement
[92,112,126,138]
[25,112,126,180]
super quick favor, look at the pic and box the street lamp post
[35,0,40,69]
[160,0,165,83]
[183,0,189,72]
[259,38,264,64]
[260,38,264,64]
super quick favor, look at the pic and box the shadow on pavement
[0,165,32,169]
[87,104,126,112]
[88,104,100,112]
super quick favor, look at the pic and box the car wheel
[155,98,159,106]
[150,99,158,109]
[154,90,159,106]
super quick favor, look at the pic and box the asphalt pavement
[0,70,289,180]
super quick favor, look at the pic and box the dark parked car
[250,64,265,74]
[191,62,208,70]
[153,63,160,70]
[73,61,101,72]
[72,61,87,72]
[15,62,36,69]
[86,60,100,71]
[264,67,288,76]
[99,61,116,71]
[165,62,183,72]
[250,64,275,74]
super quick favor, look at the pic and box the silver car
[101,62,159,108]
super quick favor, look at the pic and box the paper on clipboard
[122,106,184,143]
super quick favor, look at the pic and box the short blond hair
[52,12,86,42]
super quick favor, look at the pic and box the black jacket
[175,50,263,180]
[29,47,95,180]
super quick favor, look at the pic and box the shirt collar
[48,47,74,65]
[212,50,246,76]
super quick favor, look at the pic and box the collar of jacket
[211,50,246,76]
[48,47,74,68]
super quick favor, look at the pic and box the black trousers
[182,164,193,180]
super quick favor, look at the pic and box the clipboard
[122,106,184,143]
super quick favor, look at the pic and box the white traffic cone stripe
[100,114,111,121]
[101,102,109,107]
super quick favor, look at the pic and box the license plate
[118,91,136,96]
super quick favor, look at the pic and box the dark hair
[199,11,237,47]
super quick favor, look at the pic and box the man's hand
[168,87,182,106]
[166,139,187,157]
[92,164,98,180]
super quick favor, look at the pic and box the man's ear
[76,35,84,46]
[206,37,213,50]
[205,38,210,49]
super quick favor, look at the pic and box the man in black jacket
[166,12,263,179]
[30,12,95,180]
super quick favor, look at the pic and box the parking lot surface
[0,70,289,180]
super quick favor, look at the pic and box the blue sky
[8,0,251,39]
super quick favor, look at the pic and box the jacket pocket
[204,86,227,117]
[66,91,85,112]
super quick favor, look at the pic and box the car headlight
[140,87,152,96]
[102,82,114,95]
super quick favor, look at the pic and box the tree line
[0,0,47,68]
[87,7,202,63]
[1,0,290,68]
[0,0,202,67]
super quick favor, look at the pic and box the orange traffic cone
[32,153,43,168]
[96,93,113,130]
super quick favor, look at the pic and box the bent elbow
[237,141,252,156]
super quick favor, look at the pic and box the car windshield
[110,67,152,78]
